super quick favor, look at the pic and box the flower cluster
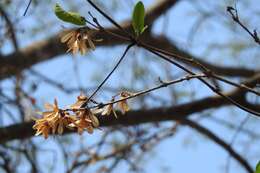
[33,92,132,139]
[60,28,95,55]
[33,99,76,139]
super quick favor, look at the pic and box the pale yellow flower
[33,119,51,139]
[101,98,117,118]
[33,94,103,138]
[33,99,75,138]
[70,93,88,109]
[71,109,99,135]
[60,29,95,55]
[117,92,132,114]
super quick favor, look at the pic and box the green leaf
[256,161,260,173]
[132,1,146,36]
[54,3,86,26]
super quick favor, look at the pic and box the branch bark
[181,119,253,173]
[1,74,259,143]
[141,35,258,77]
[0,0,257,80]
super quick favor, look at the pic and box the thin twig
[23,0,33,16]
[182,119,253,173]
[139,42,260,96]
[227,6,260,45]
[86,0,133,39]
[0,6,18,50]
[142,46,260,117]
[65,74,207,111]
[78,0,260,116]
[83,43,135,107]
[225,115,250,173]
[86,0,260,97]
[87,11,131,42]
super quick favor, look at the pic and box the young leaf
[256,161,260,173]
[132,1,146,36]
[54,3,86,26]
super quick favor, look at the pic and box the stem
[23,0,33,16]
[82,43,135,107]
[140,42,260,96]
[143,45,260,117]
[86,0,133,39]
[64,74,207,112]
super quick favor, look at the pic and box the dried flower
[56,112,77,134]
[89,112,99,128]
[33,99,79,138]
[117,92,132,114]
[32,92,105,139]
[70,93,88,109]
[33,119,51,139]
[101,104,113,115]
[71,109,99,135]
[101,97,117,118]
[33,99,62,138]
[60,29,95,55]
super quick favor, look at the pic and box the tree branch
[0,74,259,143]
[141,35,258,77]
[227,6,260,45]
[0,0,257,80]
[181,119,253,173]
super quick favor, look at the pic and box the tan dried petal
[72,40,80,55]
[78,93,88,101]
[90,114,99,128]
[57,119,64,134]
[42,111,55,118]
[67,35,77,47]
[70,93,88,110]
[34,121,50,139]
[33,99,62,138]
[118,100,130,114]
[101,104,113,116]
[79,39,88,55]
[73,112,93,135]
[91,108,103,114]
[60,30,77,43]
[101,97,115,116]
[112,109,118,118]
[60,29,95,55]
[117,92,132,114]
[70,102,84,110]
[87,39,95,50]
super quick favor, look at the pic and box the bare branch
[181,119,253,173]
[0,74,259,143]
[1,0,257,81]
[227,6,260,45]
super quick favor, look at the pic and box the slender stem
[64,74,206,112]
[92,74,206,108]
[86,0,133,39]
[82,43,135,107]
[87,11,131,42]
[140,42,260,96]
[212,74,260,96]
[23,0,33,16]
[225,115,250,173]
[227,6,260,45]
[142,45,260,117]
[182,119,253,173]
[85,0,259,116]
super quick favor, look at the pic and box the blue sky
[1,0,260,172]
